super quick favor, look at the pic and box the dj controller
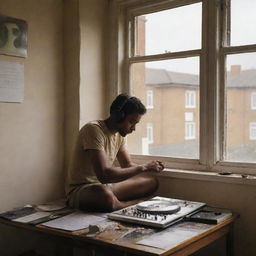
[108,196,206,228]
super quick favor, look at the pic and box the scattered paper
[0,206,36,220]
[136,221,210,250]
[42,211,105,231]
[14,212,52,223]
[36,199,67,212]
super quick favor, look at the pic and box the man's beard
[118,130,127,137]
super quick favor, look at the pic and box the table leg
[55,242,74,256]
[226,224,234,256]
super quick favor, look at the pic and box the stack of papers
[41,212,106,231]
[0,204,72,225]
[0,201,108,232]
[0,206,36,220]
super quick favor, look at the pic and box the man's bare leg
[112,172,158,201]
[78,184,145,212]
[77,173,158,212]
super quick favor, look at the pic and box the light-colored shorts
[66,183,113,209]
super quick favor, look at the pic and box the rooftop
[146,67,256,89]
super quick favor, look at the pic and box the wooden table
[0,212,237,256]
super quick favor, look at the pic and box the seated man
[66,94,164,212]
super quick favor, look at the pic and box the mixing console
[108,196,206,228]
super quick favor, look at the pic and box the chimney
[136,16,146,56]
[230,65,241,77]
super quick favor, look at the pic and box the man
[66,94,164,212]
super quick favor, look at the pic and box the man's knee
[80,185,116,212]
[91,185,116,210]
[147,175,159,193]
[139,174,159,195]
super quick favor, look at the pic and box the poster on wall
[0,14,28,58]
[0,60,24,103]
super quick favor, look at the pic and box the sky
[142,0,256,74]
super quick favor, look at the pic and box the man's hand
[142,160,164,172]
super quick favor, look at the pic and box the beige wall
[63,0,80,172]
[0,0,64,212]
[79,0,109,126]
[64,0,109,173]
[0,0,110,255]
[0,0,65,255]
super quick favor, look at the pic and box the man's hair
[110,93,146,123]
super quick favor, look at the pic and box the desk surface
[0,210,237,256]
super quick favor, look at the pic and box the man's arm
[116,148,136,168]
[90,149,144,184]
[117,147,165,171]
[89,149,164,184]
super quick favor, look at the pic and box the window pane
[230,0,256,46]
[135,3,202,56]
[146,90,154,109]
[225,53,256,163]
[128,58,200,159]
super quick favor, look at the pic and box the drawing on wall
[0,14,28,58]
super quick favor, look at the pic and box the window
[224,0,256,163]
[250,123,256,140]
[146,90,154,109]
[110,0,256,173]
[147,123,153,144]
[185,112,194,122]
[251,93,256,110]
[128,3,201,159]
[185,122,196,140]
[185,91,196,108]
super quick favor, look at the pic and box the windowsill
[159,168,256,186]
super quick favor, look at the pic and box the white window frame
[146,90,154,109]
[108,0,256,175]
[250,123,256,140]
[185,112,194,122]
[185,90,196,108]
[185,122,196,140]
[147,123,154,144]
[251,92,256,110]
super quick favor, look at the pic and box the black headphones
[112,95,132,123]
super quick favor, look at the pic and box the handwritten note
[0,60,24,103]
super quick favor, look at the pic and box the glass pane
[225,53,256,163]
[128,57,200,159]
[135,3,202,56]
[230,0,256,46]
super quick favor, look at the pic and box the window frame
[185,90,196,108]
[146,123,154,144]
[185,112,194,122]
[146,90,154,109]
[108,0,256,174]
[251,92,256,110]
[217,0,256,171]
[185,122,196,140]
[249,122,256,140]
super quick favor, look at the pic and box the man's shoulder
[80,120,104,134]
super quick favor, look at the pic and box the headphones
[112,95,132,123]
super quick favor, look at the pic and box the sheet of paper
[0,206,36,220]
[41,212,105,231]
[36,199,67,212]
[0,60,24,103]
[136,221,210,250]
[137,229,198,249]
[14,212,51,223]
